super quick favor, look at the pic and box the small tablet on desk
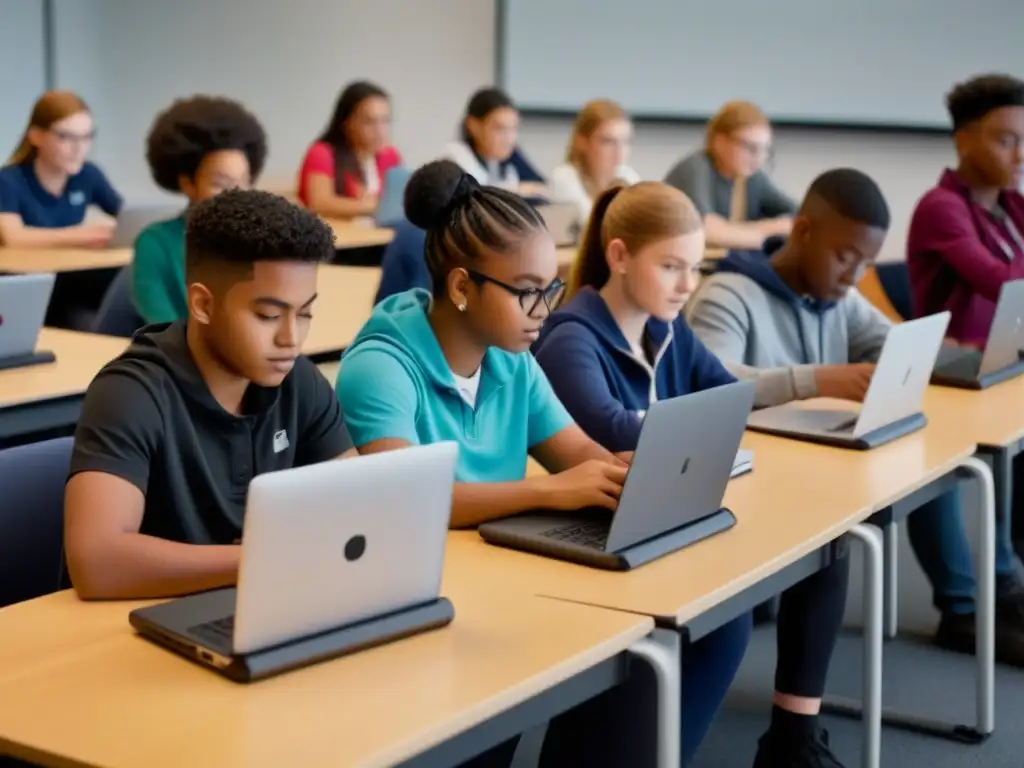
[0,273,57,370]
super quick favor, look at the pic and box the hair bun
[404,159,477,230]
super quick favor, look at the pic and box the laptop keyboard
[188,615,235,646]
[827,416,859,433]
[935,346,982,379]
[541,520,609,549]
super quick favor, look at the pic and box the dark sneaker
[752,728,845,768]
[935,597,1024,667]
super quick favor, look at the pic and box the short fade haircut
[947,74,1024,131]
[146,95,268,193]
[803,168,890,230]
[185,189,335,280]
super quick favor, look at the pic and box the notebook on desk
[479,381,756,571]
[0,273,56,371]
[747,312,950,450]
[932,280,1024,390]
[130,443,458,682]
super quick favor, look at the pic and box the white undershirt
[361,156,381,196]
[452,367,482,408]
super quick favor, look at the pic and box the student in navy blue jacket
[373,219,429,304]
[534,182,850,768]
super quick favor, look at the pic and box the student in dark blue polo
[534,181,849,768]
[0,90,122,248]
[373,219,429,304]
[64,190,351,600]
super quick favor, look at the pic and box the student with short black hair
[444,87,546,198]
[664,100,795,251]
[133,95,268,324]
[0,90,122,248]
[688,168,1024,667]
[535,181,848,767]
[338,160,748,766]
[66,190,350,600]
[298,81,402,220]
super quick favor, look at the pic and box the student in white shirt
[549,99,641,223]
[444,87,546,197]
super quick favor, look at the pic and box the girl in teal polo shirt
[132,96,267,324]
[337,159,751,765]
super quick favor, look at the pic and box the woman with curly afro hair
[132,95,267,324]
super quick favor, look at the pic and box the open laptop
[129,442,458,682]
[539,202,582,247]
[479,380,756,571]
[375,166,412,227]
[932,280,1024,389]
[0,273,56,371]
[746,311,950,450]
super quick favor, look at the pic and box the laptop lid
[538,202,581,247]
[0,273,55,358]
[232,441,457,655]
[605,380,756,552]
[978,279,1024,376]
[854,311,950,437]
[375,166,412,227]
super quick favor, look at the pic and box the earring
[457,302,467,312]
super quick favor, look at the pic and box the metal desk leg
[882,522,899,640]
[629,628,682,768]
[848,524,884,768]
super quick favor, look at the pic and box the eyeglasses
[49,129,96,145]
[730,135,774,164]
[466,270,566,317]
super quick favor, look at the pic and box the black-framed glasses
[466,270,566,317]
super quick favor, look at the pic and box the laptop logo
[272,429,290,453]
[680,457,690,475]
[69,190,86,206]
[902,367,911,386]
[344,535,366,562]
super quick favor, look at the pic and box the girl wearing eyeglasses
[0,90,122,248]
[535,181,850,768]
[664,100,796,252]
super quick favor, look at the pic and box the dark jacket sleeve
[534,326,643,453]
[375,221,430,304]
[680,318,738,391]
[509,147,545,183]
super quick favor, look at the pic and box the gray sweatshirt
[684,251,892,407]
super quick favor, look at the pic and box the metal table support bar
[629,628,682,768]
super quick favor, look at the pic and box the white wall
[0,0,46,164]
[46,0,956,261]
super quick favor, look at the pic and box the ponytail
[567,184,625,298]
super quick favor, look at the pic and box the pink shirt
[297,142,402,206]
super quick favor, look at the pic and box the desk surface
[0,247,131,274]
[324,220,396,250]
[303,265,380,357]
[925,379,1024,449]
[455,417,975,626]
[0,587,650,768]
[0,328,126,410]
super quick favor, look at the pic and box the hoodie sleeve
[534,326,644,453]
[845,288,893,363]
[680,319,739,391]
[374,221,430,305]
[686,281,819,407]
[336,348,422,448]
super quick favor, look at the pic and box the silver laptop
[479,380,756,570]
[539,202,582,247]
[0,273,56,370]
[932,280,1024,390]
[375,166,412,227]
[129,442,458,682]
[747,311,950,449]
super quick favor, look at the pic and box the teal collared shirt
[131,214,187,324]
[336,289,572,483]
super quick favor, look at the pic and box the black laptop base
[931,359,1024,391]
[746,412,927,451]
[0,350,55,371]
[130,590,455,683]
[479,507,737,571]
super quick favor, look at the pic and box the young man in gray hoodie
[687,168,1024,666]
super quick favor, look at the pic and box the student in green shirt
[132,96,267,323]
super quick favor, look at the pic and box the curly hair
[146,95,267,193]
[185,189,334,277]
[946,74,1024,131]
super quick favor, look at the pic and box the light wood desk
[0,587,653,768]
[324,219,396,250]
[0,328,127,444]
[0,247,131,274]
[303,265,381,358]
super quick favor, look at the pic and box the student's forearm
[307,194,372,220]
[70,533,240,600]
[726,361,818,407]
[703,215,770,251]
[450,479,549,528]
[1,224,104,248]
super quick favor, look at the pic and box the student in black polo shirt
[65,189,353,600]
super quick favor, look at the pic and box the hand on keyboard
[814,363,875,402]
[535,460,627,512]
